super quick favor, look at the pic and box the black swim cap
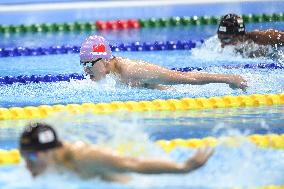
[218,14,245,35]
[20,123,62,152]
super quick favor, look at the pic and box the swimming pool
[0,1,284,188]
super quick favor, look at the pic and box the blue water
[0,38,283,108]
[1,105,284,150]
[1,107,284,188]
[0,2,284,188]
[0,0,85,4]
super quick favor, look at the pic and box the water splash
[1,110,284,188]
[130,145,284,189]
[45,112,165,158]
[192,35,284,64]
[191,36,246,63]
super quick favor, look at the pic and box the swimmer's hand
[183,148,214,172]
[228,75,248,91]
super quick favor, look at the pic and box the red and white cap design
[80,35,112,62]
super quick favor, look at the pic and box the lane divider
[156,133,284,152]
[1,133,284,165]
[0,67,201,85]
[0,93,283,121]
[1,62,283,86]
[0,40,199,58]
[0,13,283,34]
[138,13,284,28]
[0,73,85,85]
[173,62,284,71]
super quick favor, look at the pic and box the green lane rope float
[0,13,283,34]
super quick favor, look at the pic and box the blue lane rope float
[0,40,201,58]
[0,73,85,85]
[0,62,283,86]
[174,62,284,72]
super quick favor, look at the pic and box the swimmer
[217,13,284,57]
[20,123,213,183]
[80,35,247,90]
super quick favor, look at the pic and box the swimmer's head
[218,14,246,47]
[80,35,113,81]
[20,122,62,152]
[218,14,245,36]
[80,35,112,63]
[20,123,62,177]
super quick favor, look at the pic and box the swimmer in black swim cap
[217,13,284,50]
[20,123,63,177]
[20,123,62,152]
[20,122,213,182]
[217,13,245,47]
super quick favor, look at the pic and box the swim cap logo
[219,26,227,32]
[38,130,55,144]
[91,44,107,55]
[237,18,243,24]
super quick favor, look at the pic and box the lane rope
[1,133,284,165]
[0,40,200,58]
[0,73,85,85]
[0,13,283,34]
[0,93,283,121]
[1,62,283,86]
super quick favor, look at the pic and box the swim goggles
[80,58,103,68]
[220,37,234,44]
[22,152,38,162]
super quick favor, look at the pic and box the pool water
[0,36,283,107]
[1,106,284,188]
[0,3,284,188]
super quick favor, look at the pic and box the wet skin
[82,57,248,90]
[83,59,110,81]
[21,142,214,183]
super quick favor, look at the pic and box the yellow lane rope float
[254,186,284,189]
[1,133,284,165]
[0,93,283,121]
[230,186,284,189]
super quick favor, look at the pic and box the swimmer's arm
[125,61,247,89]
[83,147,213,174]
[116,148,213,174]
[117,59,246,90]
[130,61,247,90]
[248,29,284,46]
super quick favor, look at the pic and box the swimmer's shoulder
[112,56,138,73]
[61,141,101,161]
[111,56,124,73]
[62,141,91,152]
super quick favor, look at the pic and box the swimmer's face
[82,59,109,81]
[218,34,242,47]
[21,151,48,177]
